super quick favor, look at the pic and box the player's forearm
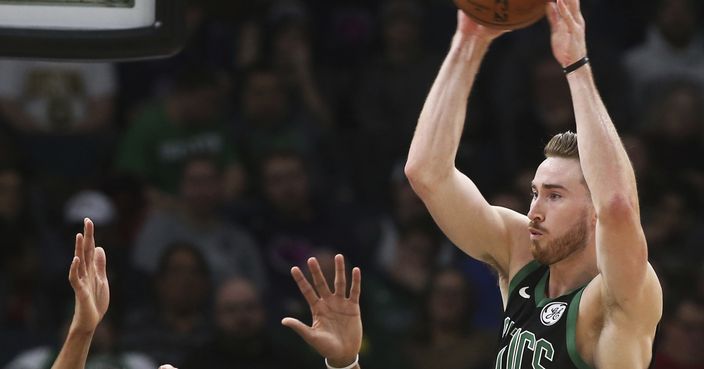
[51,327,94,369]
[405,33,490,187]
[567,65,638,214]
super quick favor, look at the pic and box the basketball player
[405,0,664,366]
[283,0,663,369]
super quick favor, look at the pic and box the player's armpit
[593,271,662,369]
[600,263,662,319]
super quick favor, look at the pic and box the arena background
[0,0,703,368]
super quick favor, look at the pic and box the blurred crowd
[0,0,703,368]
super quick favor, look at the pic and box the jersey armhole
[507,260,542,297]
[566,288,595,369]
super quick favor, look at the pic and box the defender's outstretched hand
[68,218,110,333]
[546,0,587,67]
[282,255,362,368]
[52,218,110,369]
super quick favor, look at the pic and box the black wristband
[563,56,589,75]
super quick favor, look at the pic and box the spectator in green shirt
[116,67,245,210]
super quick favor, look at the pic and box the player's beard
[530,212,588,265]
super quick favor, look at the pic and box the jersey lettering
[532,339,555,369]
[495,319,555,369]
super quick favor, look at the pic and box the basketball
[453,0,548,30]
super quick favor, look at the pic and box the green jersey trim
[508,260,542,297]
[566,288,594,369]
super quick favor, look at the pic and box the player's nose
[527,202,545,223]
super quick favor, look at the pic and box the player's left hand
[68,218,110,334]
[546,0,587,68]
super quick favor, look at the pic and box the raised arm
[52,218,110,369]
[404,11,528,277]
[547,0,661,318]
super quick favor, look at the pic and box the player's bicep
[595,210,652,310]
[416,169,526,273]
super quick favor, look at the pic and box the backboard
[0,0,186,61]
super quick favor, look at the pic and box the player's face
[527,157,594,265]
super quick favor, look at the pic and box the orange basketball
[453,0,548,30]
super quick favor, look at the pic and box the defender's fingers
[308,257,332,298]
[95,247,108,281]
[75,234,87,278]
[281,317,314,343]
[83,217,94,239]
[349,267,361,304]
[83,218,95,268]
[68,256,80,287]
[73,233,80,257]
[291,266,319,306]
[333,254,346,296]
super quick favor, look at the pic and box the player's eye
[549,193,562,200]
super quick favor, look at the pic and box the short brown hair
[544,131,579,159]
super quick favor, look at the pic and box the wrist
[67,325,96,340]
[453,32,493,48]
[326,354,359,369]
[68,320,98,337]
[565,61,592,82]
[562,56,589,75]
[451,33,491,60]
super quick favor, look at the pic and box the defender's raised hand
[546,0,587,67]
[68,218,110,333]
[282,255,362,368]
[51,218,110,369]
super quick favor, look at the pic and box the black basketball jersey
[493,260,593,369]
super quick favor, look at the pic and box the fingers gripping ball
[454,0,549,30]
